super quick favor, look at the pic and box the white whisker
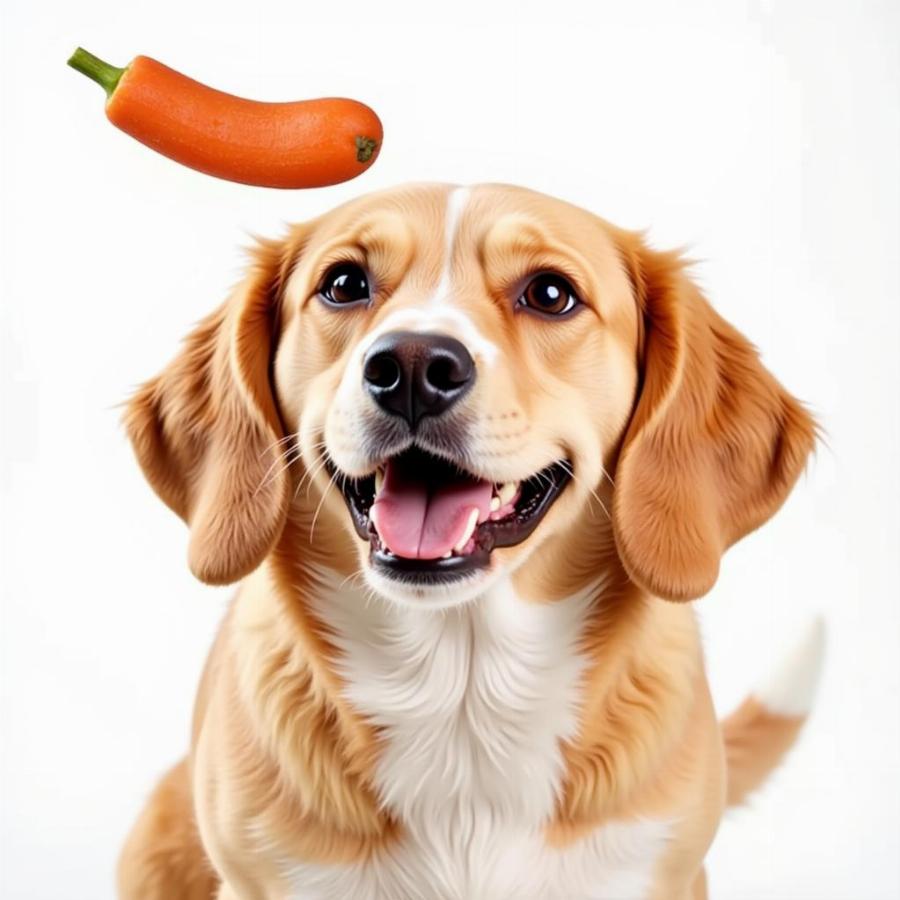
[294,452,333,503]
[309,467,341,544]
[555,459,610,520]
[253,439,302,497]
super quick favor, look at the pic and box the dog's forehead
[308,182,616,254]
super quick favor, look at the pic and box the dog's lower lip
[369,528,492,581]
[329,450,572,583]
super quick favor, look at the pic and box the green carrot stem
[67,47,126,98]
[355,136,378,163]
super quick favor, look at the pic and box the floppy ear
[612,234,817,601]
[125,238,297,585]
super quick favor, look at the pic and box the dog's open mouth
[334,447,572,582]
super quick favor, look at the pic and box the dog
[117,183,821,900]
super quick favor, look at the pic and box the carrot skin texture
[104,56,382,188]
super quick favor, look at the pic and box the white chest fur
[286,570,671,900]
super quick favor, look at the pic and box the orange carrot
[68,47,382,189]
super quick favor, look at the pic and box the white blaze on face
[430,186,472,305]
[355,185,498,367]
[329,187,499,467]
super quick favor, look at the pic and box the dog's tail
[721,618,825,807]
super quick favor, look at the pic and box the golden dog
[118,183,821,899]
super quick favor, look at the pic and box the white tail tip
[754,617,826,717]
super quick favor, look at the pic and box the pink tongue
[370,460,493,560]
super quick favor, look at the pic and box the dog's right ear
[125,237,300,586]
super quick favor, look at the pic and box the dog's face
[127,183,815,608]
[274,185,639,606]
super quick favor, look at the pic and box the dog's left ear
[612,233,817,601]
[125,237,299,586]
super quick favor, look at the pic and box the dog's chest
[286,573,671,899]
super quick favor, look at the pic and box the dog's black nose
[363,331,475,427]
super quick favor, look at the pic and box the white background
[1,0,898,897]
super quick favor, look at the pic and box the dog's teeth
[374,468,384,494]
[442,551,452,559]
[453,508,479,554]
[497,482,517,506]
[489,497,501,512]
[369,505,382,539]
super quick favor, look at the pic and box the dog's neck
[241,559,695,899]
[304,566,606,823]
[246,515,699,830]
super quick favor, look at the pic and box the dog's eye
[319,263,370,306]
[518,273,579,316]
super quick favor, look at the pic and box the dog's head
[126,184,815,608]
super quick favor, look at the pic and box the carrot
[67,47,382,189]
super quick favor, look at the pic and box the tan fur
[612,232,817,601]
[117,184,817,899]
[117,759,217,900]
[721,697,806,808]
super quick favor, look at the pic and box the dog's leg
[117,757,218,900]
[690,866,708,900]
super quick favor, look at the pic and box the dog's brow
[294,211,416,292]
[354,212,416,254]
[480,213,596,307]
[481,214,556,258]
